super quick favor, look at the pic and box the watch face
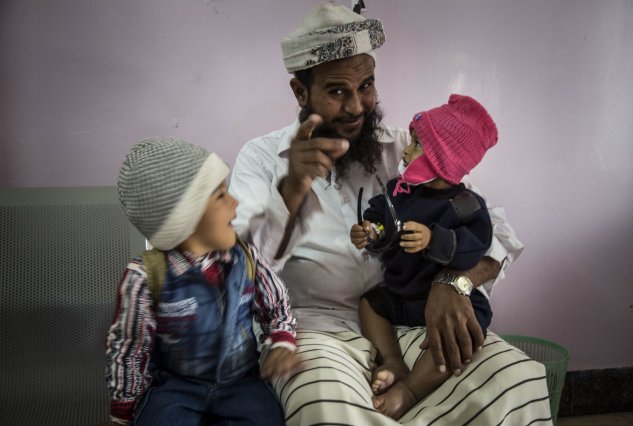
[456,276,473,293]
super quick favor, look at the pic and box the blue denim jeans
[133,370,285,426]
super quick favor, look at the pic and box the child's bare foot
[374,350,451,419]
[372,380,418,420]
[371,357,409,395]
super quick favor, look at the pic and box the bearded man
[230,3,552,425]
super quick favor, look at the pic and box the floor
[558,412,633,425]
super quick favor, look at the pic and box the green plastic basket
[501,335,570,424]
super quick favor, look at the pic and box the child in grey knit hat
[106,138,298,426]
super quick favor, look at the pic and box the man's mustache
[334,113,364,123]
[298,100,384,187]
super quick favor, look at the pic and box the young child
[350,94,498,419]
[106,138,298,425]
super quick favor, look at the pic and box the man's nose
[344,92,363,116]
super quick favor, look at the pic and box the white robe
[229,121,552,425]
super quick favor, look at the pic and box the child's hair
[407,94,498,185]
[117,137,229,250]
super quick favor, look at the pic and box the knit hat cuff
[149,152,230,250]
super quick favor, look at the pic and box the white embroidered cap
[281,3,385,73]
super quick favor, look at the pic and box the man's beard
[299,103,384,189]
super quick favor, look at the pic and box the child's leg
[373,292,491,420]
[359,297,409,396]
[133,375,208,426]
[213,373,285,425]
[373,349,451,420]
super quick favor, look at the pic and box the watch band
[432,272,473,296]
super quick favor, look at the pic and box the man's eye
[331,89,344,96]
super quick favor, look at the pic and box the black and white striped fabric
[273,329,552,426]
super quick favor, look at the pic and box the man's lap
[273,328,552,425]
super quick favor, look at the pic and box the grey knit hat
[281,3,385,73]
[117,137,230,250]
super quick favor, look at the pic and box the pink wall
[2,0,632,370]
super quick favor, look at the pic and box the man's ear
[290,78,308,108]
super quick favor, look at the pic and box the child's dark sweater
[364,181,492,298]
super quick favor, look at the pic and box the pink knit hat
[395,94,498,194]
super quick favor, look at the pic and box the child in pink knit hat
[349,94,498,420]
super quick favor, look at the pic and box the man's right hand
[279,114,349,216]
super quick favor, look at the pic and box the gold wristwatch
[432,273,473,296]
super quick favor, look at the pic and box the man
[230,3,552,425]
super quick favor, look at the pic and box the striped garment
[273,329,553,426]
[106,244,296,424]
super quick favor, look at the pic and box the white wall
[2,0,632,370]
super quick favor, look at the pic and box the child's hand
[400,221,432,253]
[261,347,301,379]
[350,223,368,248]
[350,220,377,249]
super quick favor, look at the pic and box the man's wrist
[432,272,473,296]
[439,257,501,289]
[466,257,501,287]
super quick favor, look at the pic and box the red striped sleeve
[249,244,297,347]
[105,258,156,423]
